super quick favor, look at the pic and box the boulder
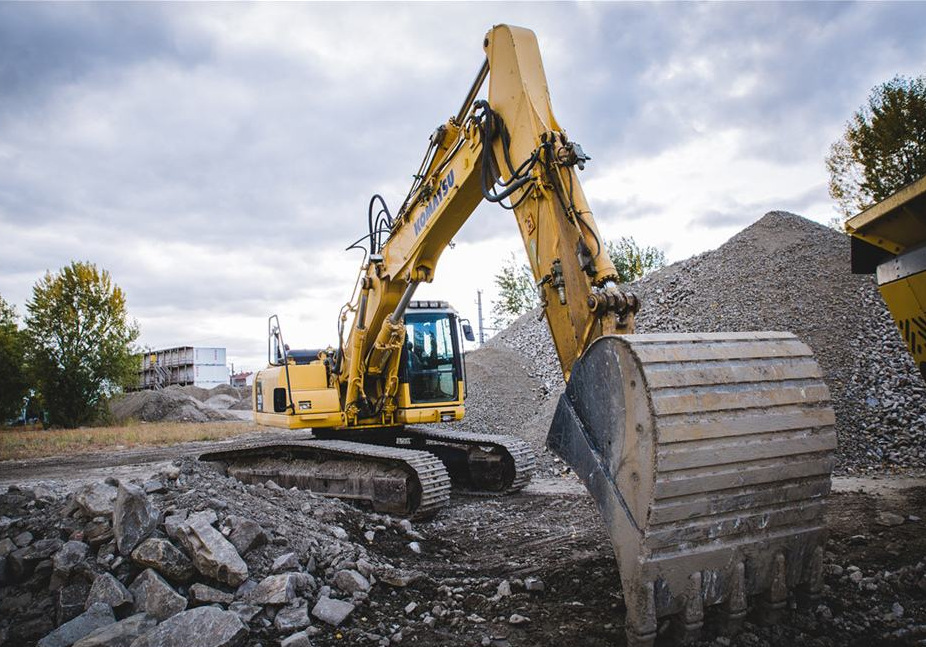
[311,596,355,626]
[280,631,313,647]
[72,614,156,647]
[130,538,194,583]
[271,552,300,573]
[188,583,234,606]
[86,573,133,611]
[333,569,370,594]
[176,514,248,587]
[58,580,93,625]
[8,538,63,581]
[53,541,90,578]
[113,483,159,556]
[38,602,115,647]
[248,573,296,605]
[74,483,118,518]
[129,569,187,621]
[274,602,311,633]
[128,606,247,647]
[224,516,266,556]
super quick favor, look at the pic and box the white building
[139,346,230,389]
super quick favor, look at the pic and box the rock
[14,530,34,547]
[188,510,219,527]
[407,542,422,554]
[0,536,16,556]
[377,568,425,588]
[84,522,114,548]
[53,541,90,577]
[363,530,375,543]
[509,614,531,625]
[333,569,371,594]
[38,603,115,647]
[86,573,134,610]
[129,569,187,621]
[175,513,248,586]
[224,516,266,556]
[893,602,905,618]
[272,552,300,573]
[130,538,195,583]
[58,581,93,625]
[850,570,864,584]
[404,602,417,615]
[228,601,261,623]
[75,483,118,518]
[248,573,297,605]
[189,583,235,606]
[311,596,355,626]
[496,580,512,597]
[113,483,159,556]
[876,512,906,527]
[72,613,157,647]
[274,602,311,632]
[330,526,348,541]
[280,631,313,647]
[356,559,374,578]
[143,480,166,495]
[163,512,188,540]
[524,577,545,592]
[128,606,247,647]
[8,538,63,580]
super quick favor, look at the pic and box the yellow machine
[204,25,837,646]
[847,174,926,379]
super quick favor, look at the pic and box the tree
[25,262,139,428]
[490,237,667,327]
[606,237,666,284]
[827,75,926,217]
[0,295,28,423]
[491,253,538,328]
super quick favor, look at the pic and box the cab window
[403,313,459,403]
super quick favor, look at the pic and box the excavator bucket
[547,332,835,646]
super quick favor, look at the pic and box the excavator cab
[400,302,465,405]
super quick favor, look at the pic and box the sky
[2,2,925,374]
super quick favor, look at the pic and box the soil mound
[110,389,238,424]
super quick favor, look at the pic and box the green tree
[491,253,538,327]
[827,75,926,217]
[25,262,139,428]
[606,237,666,284]
[0,295,29,422]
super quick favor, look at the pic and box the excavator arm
[338,25,638,426]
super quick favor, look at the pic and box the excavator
[202,25,837,646]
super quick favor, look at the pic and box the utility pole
[476,290,486,345]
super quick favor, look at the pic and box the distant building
[230,371,254,388]
[139,346,230,390]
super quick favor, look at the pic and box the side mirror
[461,320,476,342]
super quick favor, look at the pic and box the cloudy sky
[2,2,925,373]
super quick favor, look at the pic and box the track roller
[547,332,835,645]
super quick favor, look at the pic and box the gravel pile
[479,211,926,473]
[109,386,250,424]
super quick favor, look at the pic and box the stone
[188,510,218,527]
[272,552,300,573]
[176,513,248,586]
[72,613,157,647]
[509,614,530,625]
[274,602,311,632]
[0,536,16,556]
[129,569,187,621]
[131,538,195,583]
[893,602,905,617]
[163,511,188,539]
[189,583,235,606]
[330,526,348,541]
[14,530,34,547]
[248,573,297,605]
[53,541,90,577]
[404,602,417,615]
[524,577,545,592]
[225,516,266,556]
[75,483,118,518]
[38,603,115,647]
[143,480,166,495]
[228,601,262,623]
[280,631,313,647]
[311,596,355,626]
[377,568,424,588]
[86,573,134,610]
[58,580,92,625]
[407,542,422,554]
[333,569,371,594]
[8,538,63,580]
[496,580,512,597]
[876,512,905,527]
[128,606,247,647]
[363,531,375,543]
[398,519,413,534]
[113,482,159,556]
[356,559,374,578]
[84,522,114,548]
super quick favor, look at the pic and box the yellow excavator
[203,25,836,646]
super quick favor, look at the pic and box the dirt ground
[2,438,925,647]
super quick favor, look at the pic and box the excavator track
[399,428,536,495]
[548,332,836,646]
[199,439,451,520]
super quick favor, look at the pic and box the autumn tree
[25,262,139,428]
[827,75,926,217]
[0,295,28,422]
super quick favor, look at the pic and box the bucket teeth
[547,332,835,646]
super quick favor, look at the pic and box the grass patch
[0,421,254,461]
